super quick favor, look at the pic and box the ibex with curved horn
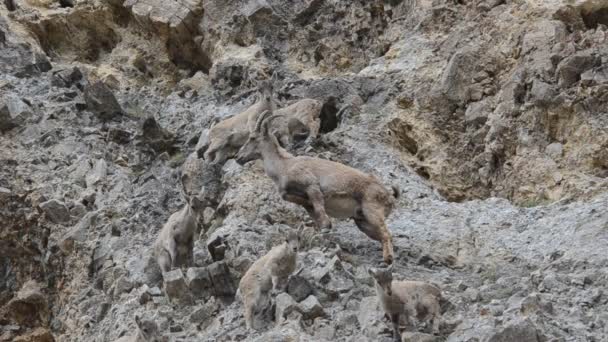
[236,111,400,264]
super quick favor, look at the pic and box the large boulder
[84,81,123,120]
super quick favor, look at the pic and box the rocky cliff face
[1,0,608,341]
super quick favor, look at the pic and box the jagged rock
[275,293,298,323]
[39,199,70,224]
[94,302,111,322]
[3,281,49,327]
[486,319,544,342]
[189,297,219,324]
[59,211,98,253]
[401,332,441,342]
[163,269,194,305]
[84,81,123,120]
[435,48,480,107]
[186,267,212,299]
[207,261,235,298]
[181,152,205,197]
[15,52,52,78]
[195,128,210,158]
[556,52,600,88]
[113,276,134,297]
[545,143,563,160]
[124,0,210,72]
[137,116,178,154]
[464,100,490,126]
[529,80,556,107]
[358,296,385,339]
[312,318,336,340]
[107,127,132,144]
[286,274,313,302]
[12,327,54,342]
[51,67,84,89]
[207,234,229,262]
[298,295,324,320]
[581,64,608,86]
[0,98,32,133]
[85,159,107,188]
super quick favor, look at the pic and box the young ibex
[153,177,203,274]
[236,111,399,265]
[238,231,299,330]
[272,99,323,147]
[203,77,276,164]
[369,266,443,341]
[114,315,164,342]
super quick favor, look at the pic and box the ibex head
[236,110,281,165]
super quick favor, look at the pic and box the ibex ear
[271,70,278,83]
[135,315,142,329]
[368,268,376,277]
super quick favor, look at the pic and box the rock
[84,81,123,120]
[0,98,32,133]
[136,285,152,304]
[12,327,54,342]
[15,52,52,78]
[4,281,49,327]
[486,318,544,342]
[85,159,107,188]
[556,52,600,88]
[207,261,236,298]
[136,116,178,154]
[163,269,194,305]
[581,65,608,86]
[545,143,563,159]
[113,276,134,297]
[465,100,490,126]
[0,186,11,204]
[94,302,111,322]
[298,295,324,320]
[286,274,314,302]
[464,288,481,302]
[207,234,229,262]
[181,152,205,197]
[124,0,210,72]
[358,296,386,339]
[313,318,336,340]
[402,331,441,342]
[477,0,505,11]
[189,297,219,324]
[195,128,210,158]
[186,267,213,299]
[528,80,556,107]
[51,67,84,89]
[275,293,298,323]
[59,211,99,253]
[107,128,132,144]
[435,49,479,106]
[39,199,70,224]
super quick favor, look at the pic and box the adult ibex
[236,111,399,264]
[203,77,276,164]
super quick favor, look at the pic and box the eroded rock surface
[1,1,608,341]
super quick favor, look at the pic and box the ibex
[272,99,323,147]
[238,231,299,330]
[203,77,276,164]
[114,315,165,342]
[236,111,399,265]
[369,266,443,341]
[153,177,202,274]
